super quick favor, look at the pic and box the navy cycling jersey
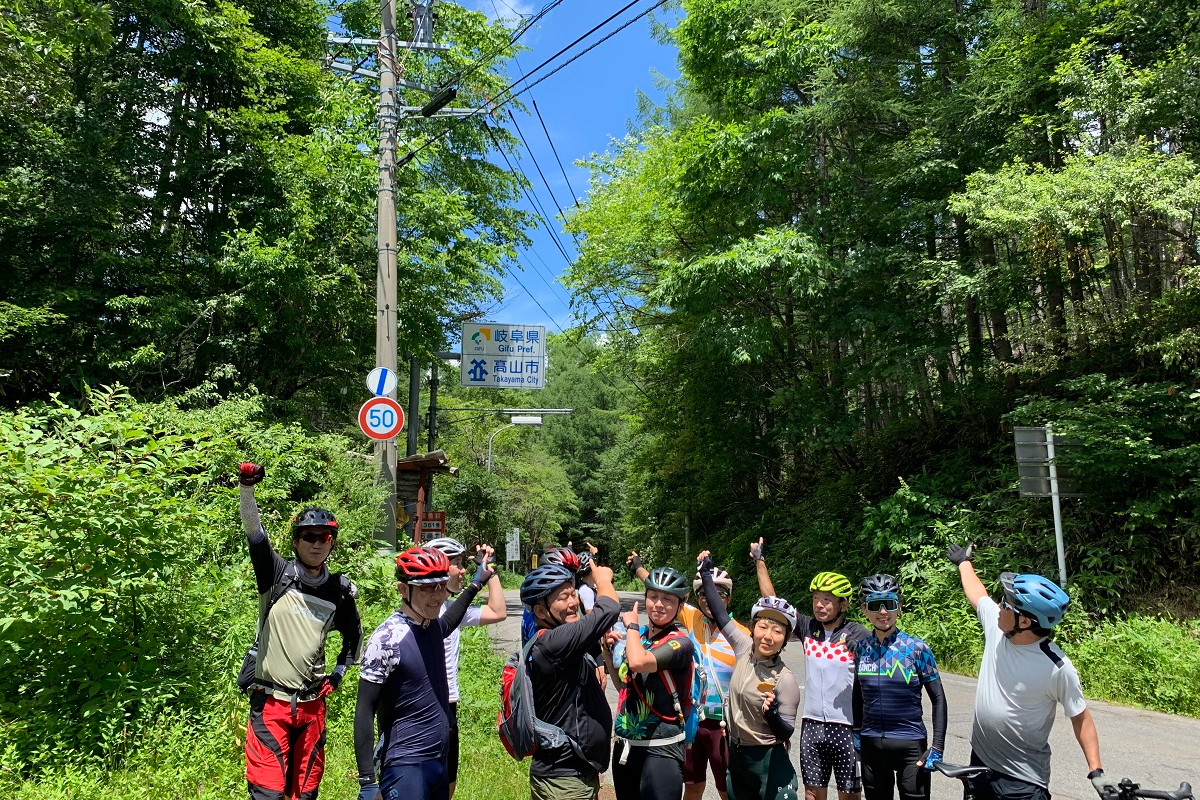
[360,611,452,766]
[854,629,939,740]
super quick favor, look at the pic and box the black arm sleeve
[700,570,733,630]
[536,596,620,667]
[852,670,863,731]
[353,678,384,781]
[763,698,795,740]
[924,677,948,751]
[438,581,482,637]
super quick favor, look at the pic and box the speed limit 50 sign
[358,396,405,440]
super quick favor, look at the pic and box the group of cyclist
[235,459,1114,800]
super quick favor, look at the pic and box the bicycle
[933,761,1194,800]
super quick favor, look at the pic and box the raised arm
[474,545,507,624]
[626,551,649,582]
[750,537,777,597]
[439,556,492,636]
[947,543,985,610]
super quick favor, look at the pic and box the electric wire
[532,99,580,206]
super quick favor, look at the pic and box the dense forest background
[3,0,1200,792]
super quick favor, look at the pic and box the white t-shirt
[578,582,596,613]
[970,597,1088,787]
[441,601,483,702]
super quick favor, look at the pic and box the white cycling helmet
[425,537,467,558]
[694,568,733,593]
[752,595,798,632]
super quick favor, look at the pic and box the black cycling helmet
[521,564,574,606]
[645,566,690,599]
[860,573,902,601]
[291,507,339,535]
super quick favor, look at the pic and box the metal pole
[407,354,420,457]
[427,360,439,451]
[1046,423,1068,586]
[375,0,400,549]
[487,423,516,473]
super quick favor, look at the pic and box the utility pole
[325,0,480,548]
[375,0,400,548]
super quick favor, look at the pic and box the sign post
[1014,425,1082,586]
[506,527,520,571]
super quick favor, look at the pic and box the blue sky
[458,0,680,333]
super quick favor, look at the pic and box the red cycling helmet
[395,546,451,584]
[539,546,580,572]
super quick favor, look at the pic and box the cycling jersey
[441,602,483,703]
[354,582,483,781]
[853,629,942,741]
[614,624,693,760]
[242,490,361,701]
[795,614,868,725]
[677,603,748,721]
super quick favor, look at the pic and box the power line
[399,0,664,165]
[533,99,580,207]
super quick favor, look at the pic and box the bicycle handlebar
[1102,780,1194,800]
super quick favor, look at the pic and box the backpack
[617,626,707,745]
[236,563,352,694]
[497,630,605,772]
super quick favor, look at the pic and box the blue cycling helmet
[1000,572,1070,629]
[645,566,690,599]
[521,564,574,606]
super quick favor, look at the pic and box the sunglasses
[298,532,333,544]
[864,597,900,613]
[1000,597,1019,614]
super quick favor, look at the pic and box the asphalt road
[487,590,1199,800]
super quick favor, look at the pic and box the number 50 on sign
[358,396,405,440]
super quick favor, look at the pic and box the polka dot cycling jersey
[854,629,940,740]
[797,615,868,725]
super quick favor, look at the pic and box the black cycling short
[967,752,1051,800]
[612,743,683,800]
[861,736,927,800]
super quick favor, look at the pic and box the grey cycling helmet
[426,537,466,558]
[860,573,902,601]
[576,551,594,575]
[645,566,690,599]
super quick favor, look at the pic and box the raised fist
[238,462,265,486]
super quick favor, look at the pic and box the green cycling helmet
[645,566,690,599]
[810,571,854,598]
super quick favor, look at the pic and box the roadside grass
[1,619,527,799]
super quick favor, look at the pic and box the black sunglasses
[865,597,900,612]
[299,531,333,544]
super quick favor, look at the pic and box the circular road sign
[366,366,399,397]
[358,396,405,440]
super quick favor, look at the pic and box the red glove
[238,462,265,486]
[317,678,336,699]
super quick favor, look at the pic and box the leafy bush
[0,387,385,773]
